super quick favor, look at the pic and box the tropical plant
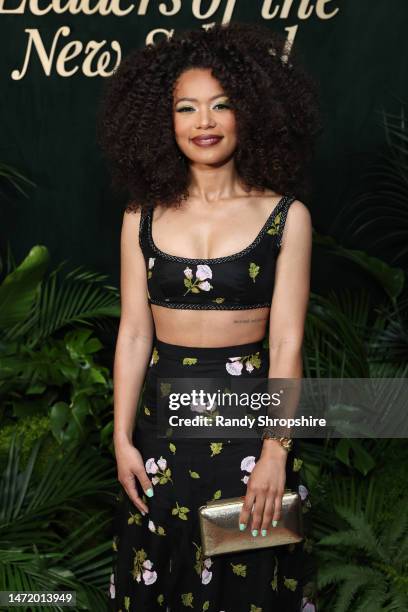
[0,432,117,611]
[317,492,408,611]
[0,245,121,450]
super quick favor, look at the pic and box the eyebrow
[174,94,227,103]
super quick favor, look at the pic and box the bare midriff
[150,304,270,348]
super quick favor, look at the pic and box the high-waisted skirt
[108,338,314,612]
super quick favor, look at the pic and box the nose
[196,107,216,129]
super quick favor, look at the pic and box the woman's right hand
[114,438,153,514]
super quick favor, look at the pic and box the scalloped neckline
[147,194,288,264]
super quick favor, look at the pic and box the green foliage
[1,327,114,449]
[0,432,117,611]
[317,498,408,611]
[0,246,120,450]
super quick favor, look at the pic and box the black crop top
[139,193,296,310]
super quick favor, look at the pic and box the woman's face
[172,68,237,165]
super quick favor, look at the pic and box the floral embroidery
[225,352,261,375]
[301,597,316,611]
[249,262,260,282]
[148,519,166,536]
[132,548,157,585]
[124,595,130,610]
[148,257,155,279]
[231,562,247,577]
[212,297,225,303]
[149,346,159,366]
[193,542,213,585]
[210,442,223,457]
[284,577,298,591]
[145,456,173,485]
[213,489,221,500]
[189,469,200,478]
[160,382,172,397]
[299,484,312,512]
[240,455,256,484]
[157,593,165,606]
[128,511,142,526]
[183,265,214,295]
[169,442,176,454]
[293,457,303,472]
[144,405,151,416]
[109,572,115,599]
[172,501,190,520]
[182,357,198,365]
[190,397,217,414]
[181,592,194,607]
[266,212,282,236]
[250,605,262,612]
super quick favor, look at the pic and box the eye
[176,106,195,113]
[214,102,232,110]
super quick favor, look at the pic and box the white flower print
[241,456,256,473]
[143,560,153,570]
[226,360,244,376]
[184,266,193,280]
[301,598,316,612]
[145,458,159,474]
[225,352,262,376]
[142,568,158,585]
[148,520,156,532]
[197,280,212,291]
[196,264,212,281]
[157,456,167,471]
[148,257,155,269]
[204,558,212,569]
[183,265,214,295]
[151,476,160,485]
[109,573,115,599]
[190,398,217,414]
[241,474,249,485]
[299,484,309,501]
[201,567,212,584]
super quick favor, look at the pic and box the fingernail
[239,523,246,531]
[251,529,258,537]
[145,488,154,497]
[261,529,267,536]
[272,520,278,527]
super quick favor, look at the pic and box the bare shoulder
[281,198,312,250]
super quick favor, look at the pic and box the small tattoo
[233,317,268,324]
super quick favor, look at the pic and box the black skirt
[108,338,313,611]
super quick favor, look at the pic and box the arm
[239,200,312,534]
[113,208,155,514]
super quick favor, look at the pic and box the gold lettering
[0,0,25,13]
[146,28,174,45]
[159,0,181,16]
[316,0,339,19]
[55,39,82,76]
[192,0,222,19]
[11,26,70,80]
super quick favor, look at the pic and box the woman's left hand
[239,441,288,535]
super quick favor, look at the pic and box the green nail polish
[146,488,154,497]
[239,523,246,531]
[261,529,267,536]
[272,519,278,527]
[252,529,258,537]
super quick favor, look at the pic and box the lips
[192,135,223,146]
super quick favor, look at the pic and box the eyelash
[176,103,232,113]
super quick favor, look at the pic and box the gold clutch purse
[198,489,303,556]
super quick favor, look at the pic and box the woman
[98,21,321,612]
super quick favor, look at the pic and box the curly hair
[97,22,322,214]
